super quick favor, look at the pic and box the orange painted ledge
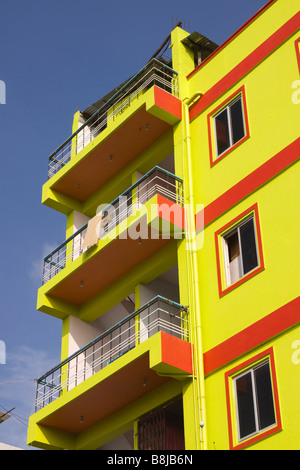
[147,86,182,125]
[152,332,194,377]
[157,194,185,229]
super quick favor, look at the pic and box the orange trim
[195,137,300,232]
[160,332,193,375]
[225,347,282,450]
[204,295,300,376]
[157,194,185,229]
[187,0,278,80]
[214,203,264,297]
[207,85,250,166]
[153,85,182,120]
[295,37,300,74]
[189,11,300,121]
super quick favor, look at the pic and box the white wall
[67,316,103,389]
[72,211,90,260]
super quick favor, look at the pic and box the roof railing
[47,59,179,179]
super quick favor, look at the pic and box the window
[214,95,245,157]
[234,360,276,441]
[223,216,258,286]
[295,37,300,74]
[208,86,249,166]
[225,349,282,450]
[215,204,264,296]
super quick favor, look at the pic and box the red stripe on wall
[203,296,300,376]
[195,137,300,231]
[189,12,300,121]
[187,0,278,80]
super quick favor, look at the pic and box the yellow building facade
[27,0,300,450]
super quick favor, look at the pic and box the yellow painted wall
[187,0,300,100]
[189,31,300,209]
[205,324,300,450]
[196,161,300,350]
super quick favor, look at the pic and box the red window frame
[225,347,282,450]
[214,203,264,297]
[207,85,250,167]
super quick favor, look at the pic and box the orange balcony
[38,168,185,320]
[42,60,182,213]
[28,298,192,449]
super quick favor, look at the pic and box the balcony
[38,168,184,319]
[29,297,192,443]
[43,59,182,214]
[43,167,183,285]
[35,296,189,411]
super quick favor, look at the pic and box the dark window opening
[224,216,259,286]
[214,95,246,158]
[239,218,258,275]
[235,361,276,441]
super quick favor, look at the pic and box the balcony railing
[35,296,189,411]
[42,167,184,284]
[47,59,179,179]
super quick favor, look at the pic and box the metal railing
[42,167,184,284]
[48,59,179,179]
[35,296,189,411]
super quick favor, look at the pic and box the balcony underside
[28,332,193,449]
[39,353,167,435]
[48,225,173,306]
[38,194,184,320]
[52,108,170,202]
[42,87,182,213]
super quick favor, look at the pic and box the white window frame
[222,215,259,287]
[233,359,276,442]
[213,95,245,158]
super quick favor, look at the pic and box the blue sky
[0,0,269,449]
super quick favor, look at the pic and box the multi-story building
[27,0,300,450]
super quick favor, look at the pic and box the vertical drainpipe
[183,92,207,450]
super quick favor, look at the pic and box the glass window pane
[230,98,245,144]
[254,363,276,431]
[236,372,256,439]
[215,108,230,156]
[227,231,240,262]
[226,230,242,284]
[239,218,258,275]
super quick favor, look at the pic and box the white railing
[35,297,189,411]
[42,167,184,284]
[48,59,179,179]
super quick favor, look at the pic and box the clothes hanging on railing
[82,214,103,251]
